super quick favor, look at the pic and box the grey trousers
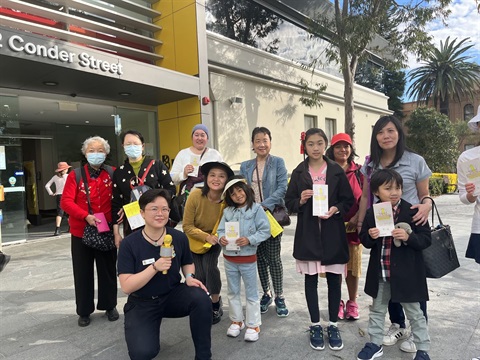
[368,280,430,352]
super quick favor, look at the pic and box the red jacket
[61,165,114,238]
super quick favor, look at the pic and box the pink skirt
[296,260,346,276]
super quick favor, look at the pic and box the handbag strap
[211,201,226,235]
[423,196,443,228]
[138,160,156,186]
[80,166,93,215]
[199,147,207,160]
[254,162,264,202]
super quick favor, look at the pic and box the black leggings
[304,272,341,323]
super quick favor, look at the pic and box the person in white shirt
[45,162,71,236]
[170,124,223,194]
[457,106,480,264]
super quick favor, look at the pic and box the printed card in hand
[225,221,241,251]
[94,212,110,233]
[188,155,200,177]
[123,201,145,230]
[373,202,394,237]
[312,184,329,216]
[458,157,480,196]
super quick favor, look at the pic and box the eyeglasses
[144,207,170,214]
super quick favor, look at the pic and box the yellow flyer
[123,201,145,230]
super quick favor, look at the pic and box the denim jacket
[217,203,270,257]
[240,155,288,211]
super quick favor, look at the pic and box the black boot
[54,227,61,236]
[212,296,223,324]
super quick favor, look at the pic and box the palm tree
[407,37,480,116]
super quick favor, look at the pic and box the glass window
[304,114,317,130]
[464,104,474,121]
[324,118,336,141]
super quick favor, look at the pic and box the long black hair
[302,128,328,160]
[369,115,410,169]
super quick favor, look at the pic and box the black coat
[285,157,354,264]
[112,157,176,225]
[360,199,431,303]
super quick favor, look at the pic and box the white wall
[208,33,391,173]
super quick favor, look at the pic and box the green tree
[407,37,480,116]
[300,0,451,137]
[206,0,281,53]
[406,107,459,172]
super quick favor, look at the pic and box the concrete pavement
[0,194,479,360]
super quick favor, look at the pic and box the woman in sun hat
[45,161,71,236]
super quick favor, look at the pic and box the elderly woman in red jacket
[61,136,118,327]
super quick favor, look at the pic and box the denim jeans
[224,258,261,328]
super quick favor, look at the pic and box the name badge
[142,258,155,265]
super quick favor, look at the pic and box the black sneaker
[357,342,383,360]
[212,297,223,324]
[327,325,343,350]
[260,293,272,314]
[274,296,289,317]
[413,351,431,360]
[309,325,325,350]
[106,308,119,321]
[0,252,11,273]
[78,316,91,327]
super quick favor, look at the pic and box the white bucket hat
[467,105,480,132]
[221,178,247,200]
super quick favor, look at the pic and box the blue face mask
[86,153,106,166]
[124,145,143,159]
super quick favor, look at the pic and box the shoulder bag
[422,196,460,278]
[80,166,116,251]
[255,163,291,227]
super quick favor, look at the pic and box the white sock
[311,322,321,326]
[329,321,338,327]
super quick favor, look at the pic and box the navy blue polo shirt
[117,227,193,298]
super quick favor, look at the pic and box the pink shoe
[338,300,345,320]
[345,300,359,320]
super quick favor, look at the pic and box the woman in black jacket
[285,128,354,352]
[112,130,176,247]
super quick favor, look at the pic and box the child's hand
[219,236,228,246]
[299,189,314,205]
[368,227,380,239]
[319,206,339,219]
[391,228,409,241]
[235,237,250,247]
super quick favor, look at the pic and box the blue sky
[400,0,480,101]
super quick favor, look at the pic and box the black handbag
[422,197,460,278]
[80,167,116,251]
[272,205,291,227]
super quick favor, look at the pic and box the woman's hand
[299,189,314,205]
[411,202,431,225]
[114,233,123,249]
[117,208,124,224]
[183,164,194,177]
[205,234,218,245]
[319,206,339,220]
[185,276,208,293]
[154,257,172,273]
[85,214,100,226]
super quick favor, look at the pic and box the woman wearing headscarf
[61,136,118,327]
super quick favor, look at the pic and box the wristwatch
[186,273,195,279]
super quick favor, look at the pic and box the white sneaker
[226,321,245,337]
[383,323,410,346]
[244,327,260,342]
[400,333,416,353]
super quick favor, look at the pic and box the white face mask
[86,153,106,166]
[124,145,143,159]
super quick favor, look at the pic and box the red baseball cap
[331,133,352,146]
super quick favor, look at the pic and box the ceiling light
[85,121,90,124]
[118,92,131,96]
[43,81,58,86]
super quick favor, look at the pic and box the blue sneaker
[260,293,272,314]
[309,325,325,350]
[357,342,383,360]
[274,296,289,317]
[413,351,431,360]
[327,325,343,350]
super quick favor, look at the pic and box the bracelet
[152,263,158,272]
[185,273,195,279]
